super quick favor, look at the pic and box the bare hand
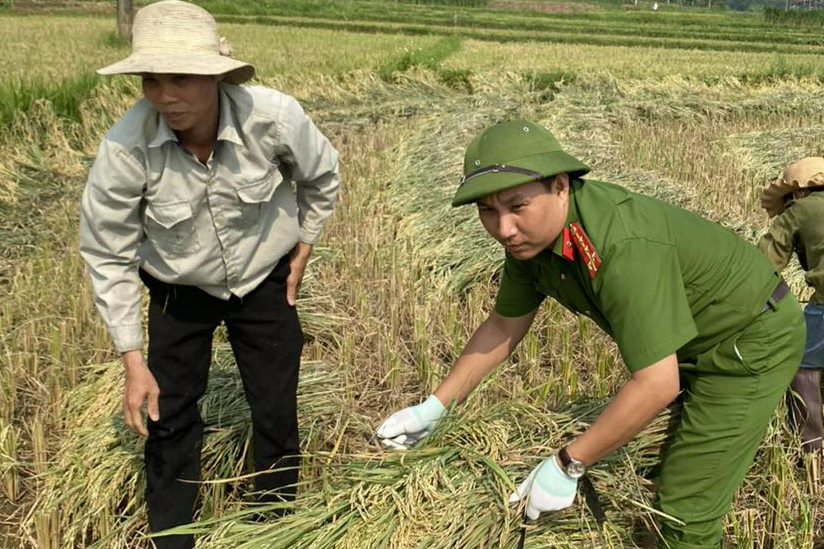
[286,242,313,306]
[122,350,160,437]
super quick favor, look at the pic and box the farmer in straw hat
[79,1,339,547]
[377,120,804,548]
[758,157,824,456]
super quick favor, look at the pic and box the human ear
[552,173,570,196]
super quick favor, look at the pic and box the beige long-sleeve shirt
[80,83,339,353]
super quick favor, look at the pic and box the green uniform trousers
[657,293,805,549]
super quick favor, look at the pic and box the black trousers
[140,256,303,549]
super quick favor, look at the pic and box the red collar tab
[569,222,601,278]
[561,227,575,261]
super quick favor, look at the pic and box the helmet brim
[452,151,589,207]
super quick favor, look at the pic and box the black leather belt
[761,278,790,312]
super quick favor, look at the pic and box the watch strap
[559,446,574,467]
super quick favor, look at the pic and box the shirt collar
[147,85,243,149]
[550,178,583,259]
[148,114,178,148]
[215,86,243,146]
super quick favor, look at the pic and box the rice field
[1,1,824,548]
[0,15,443,80]
[442,40,824,80]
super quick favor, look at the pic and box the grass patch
[443,38,824,81]
[0,73,100,128]
[436,67,473,91]
[379,36,462,79]
[5,14,824,85]
[523,70,578,100]
[390,0,488,5]
[0,15,126,81]
[214,14,824,55]
[764,6,824,27]
[172,0,824,49]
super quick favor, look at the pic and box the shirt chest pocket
[236,168,283,227]
[537,281,593,317]
[144,200,201,257]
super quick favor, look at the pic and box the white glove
[508,456,578,520]
[376,395,446,450]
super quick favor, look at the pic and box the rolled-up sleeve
[276,96,340,245]
[757,209,797,273]
[79,140,146,353]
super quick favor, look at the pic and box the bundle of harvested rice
[174,397,676,549]
[22,346,343,549]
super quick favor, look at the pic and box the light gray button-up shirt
[80,83,339,353]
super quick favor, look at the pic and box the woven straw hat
[760,157,824,217]
[97,0,254,85]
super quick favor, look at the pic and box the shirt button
[584,309,591,315]
[560,274,566,281]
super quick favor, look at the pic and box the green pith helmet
[452,120,590,207]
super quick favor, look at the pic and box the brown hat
[760,157,824,218]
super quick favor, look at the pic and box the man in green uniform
[377,120,805,548]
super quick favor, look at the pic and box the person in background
[758,157,824,456]
[80,2,339,547]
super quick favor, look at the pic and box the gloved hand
[376,394,446,450]
[508,455,578,520]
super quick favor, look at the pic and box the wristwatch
[558,446,586,479]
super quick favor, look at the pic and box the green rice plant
[189,0,824,48]
[0,15,444,83]
[0,73,101,128]
[223,24,444,79]
[379,36,462,80]
[8,11,824,88]
[443,39,824,82]
[764,6,824,27]
[0,16,126,82]
[215,13,824,55]
[392,0,488,5]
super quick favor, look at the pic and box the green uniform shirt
[757,192,824,304]
[495,179,779,371]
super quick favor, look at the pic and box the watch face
[567,461,586,479]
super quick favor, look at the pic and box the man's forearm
[292,241,313,260]
[567,354,680,466]
[434,311,535,406]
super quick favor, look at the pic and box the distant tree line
[725,0,780,10]
[763,4,824,19]
[726,0,824,10]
